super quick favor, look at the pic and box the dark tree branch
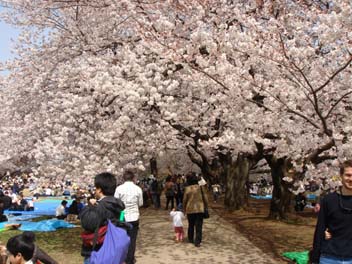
[325,90,352,119]
[304,139,335,165]
[186,146,203,168]
[315,55,352,93]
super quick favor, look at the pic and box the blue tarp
[251,194,317,201]
[4,198,72,217]
[250,194,272,199]
[307,194,317,200]
[0,219,75,232]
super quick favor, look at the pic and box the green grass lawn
[0,226,83,264]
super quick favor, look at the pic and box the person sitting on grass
[55,200,68,220]
[0,199,8,223]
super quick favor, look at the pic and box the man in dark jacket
[80,172,125,264]
[310,160,352,263]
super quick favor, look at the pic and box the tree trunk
[150,157,158,177]
[221,153,250,210]
[265,156,293,220]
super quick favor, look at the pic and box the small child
[170,204,185,242]
[6,232,35,264]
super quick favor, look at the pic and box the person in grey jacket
[183,173,208,247]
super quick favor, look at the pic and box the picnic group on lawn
[1,159,352,263]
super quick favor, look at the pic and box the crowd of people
[3,159,351,264]
[0,170,212,264]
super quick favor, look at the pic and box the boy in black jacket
[80,172,125,264]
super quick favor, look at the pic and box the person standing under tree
[80,172,125,264]
[164,176,175,210]
[183,173,208,248]
[211,183,221,203]
[310,160,352,264]
[115,170,143,264]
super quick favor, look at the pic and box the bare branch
[325,90,352,119]
[304,139,335,164]
[315,55,352,93]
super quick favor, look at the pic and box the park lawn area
[211,197,317,263]
[0,226,83,264]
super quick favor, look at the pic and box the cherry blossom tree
[0,0,351,217]
[129,0,352,215]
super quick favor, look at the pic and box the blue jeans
[320,255,352,264]
[83,257,90,264]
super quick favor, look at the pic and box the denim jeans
[83,257,90,264]
[151,194,160,208]
[320,255,352,264]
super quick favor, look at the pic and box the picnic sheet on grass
[0,219,75,232]
[5,198,72,218]
[250,194,272,199]
[282,251,309,264]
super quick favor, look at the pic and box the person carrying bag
[90,220,130,264]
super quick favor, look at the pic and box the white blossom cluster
[0,0,351,188]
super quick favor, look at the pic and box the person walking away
[115,170,143,264]
[164,176,175,210]
[170,204,185,242]
[183,173,209,247]
[80,172,125,264]
[294,192,307,212]
[211,183,221,203]
[149,175,160,209]
[310,160,352,264]
[175,177,184,206]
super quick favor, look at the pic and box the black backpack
[80,205,106,233]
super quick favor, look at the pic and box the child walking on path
[170,204,185,242]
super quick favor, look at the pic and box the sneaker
[195,243,200,247]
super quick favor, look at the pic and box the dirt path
[135,207,283,264]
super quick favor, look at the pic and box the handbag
[90,220,130,264]
[200,186,209,219]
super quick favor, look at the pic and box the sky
[0,8,20,63]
